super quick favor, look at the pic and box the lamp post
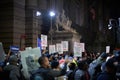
[108,18,119,49]
[36,11,41,48]
[49,11,55,44]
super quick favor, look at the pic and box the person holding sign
[30,55,69,80]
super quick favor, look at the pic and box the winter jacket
[30,63,67,80]
[3,64,21,80]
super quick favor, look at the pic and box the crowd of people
[0,49,120,80]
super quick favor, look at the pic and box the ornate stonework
[55,9,77,33]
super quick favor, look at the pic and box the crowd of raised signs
[0,42,120,80]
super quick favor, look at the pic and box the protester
[72,56,78,67]
[30,55,69,80]
[3,55,24,80]
[66,62,76,80]
[1,42,120,80]
[88,52,108,80]
[51,60,65,80]
[74,60,90,80]
[97,58,117,80]
[59,56,65,69]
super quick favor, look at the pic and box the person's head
[78,60,88,71]
[51,61,59,69]
[68,62,76,70]
[49,55,55,61]
[9,55,18,65]
[115,51,120,60]
[105,58,116,74]
[38,56,50,68]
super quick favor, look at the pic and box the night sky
[109,0,120,19]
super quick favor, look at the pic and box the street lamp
[108,18,119,49]
[49,11,55,44]
[36,11,41,16]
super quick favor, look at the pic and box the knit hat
[9,55,18,64]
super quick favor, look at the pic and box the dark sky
[109,0,120,19]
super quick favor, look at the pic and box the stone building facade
[0,0,119,53]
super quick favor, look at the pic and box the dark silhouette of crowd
[0,49,120,80]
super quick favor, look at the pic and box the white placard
[20,47,41,79]
[49,45,56,54]
[56,43,63,54]
[41,34,47,49]
[61,41,69,51]
[73,42,82,57]
[106,46,110,53]
[79,43,85,52]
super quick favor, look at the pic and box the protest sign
[106,46,110,53]
[79,43,85,52]
[10,46,19,54]
[49,45,56,54]
[61,41,68,51]
[56,43,63,54]
[41,34,47,49]
[73,42,82,57]
[20,47,41,79]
